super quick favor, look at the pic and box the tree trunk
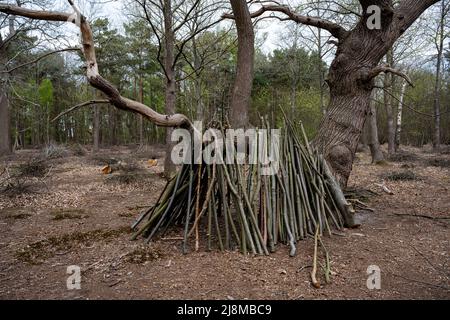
[395,80,407,152]
[139,75,144,146]
[368,97,384,163]
[314,90,372,187]
[1,17,11,153]
[0,90,11,156]
[385,50,396,156]
[163,0,177,178]
[93,105,100,153]
[192,37,204,121]
[313,11,396,186]
[229,0,254,129]
[0,37,11,155]
[317,27,326,115]
[433,1,445,153]
[312,0,440,186]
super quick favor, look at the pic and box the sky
[5,0,440,67]
[89,0,287,54]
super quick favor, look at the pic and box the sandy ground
[0,145,448,300]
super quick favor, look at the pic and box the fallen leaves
[102,165,112,175]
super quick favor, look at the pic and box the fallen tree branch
[374,183,394,195]
[391,213,450,221]
[391,273,450,291]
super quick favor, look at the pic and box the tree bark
[433,0,446,153]
[395,80,407,152]
[139,75,144,146]
[317,27,326,115]
[192,37,204,121]
[384,50,396,156]
[232,0,438,186]
[313,0,439,187]
[368,97,384,163]
[93,104,100,153]
[0,16,12,155]
[0,90,11,156]
[229,0,254,129]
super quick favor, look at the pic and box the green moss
[50,209,87,221]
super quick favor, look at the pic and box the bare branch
[223,4,348,39]
[0,1,191,128]
[1,48,80,74]
[52,100,110,122]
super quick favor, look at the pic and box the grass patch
[118,212,134,218]
[2,182,34,197]
[345,188,379,202]
[374,160,389,166]
[381,170,420,181]
[1,158,52,197]
[426,158,450,168]
[105,173,140,185]
[15,226,131,265]
[17,159,49,178]
[69,144,88,156]
[388,151,419,163]
[89,155,120,166]
[50,209,87,221]
[41,144,69,160]
[105,172,155,185]
[123,246,163,264]
[5,213,32,220]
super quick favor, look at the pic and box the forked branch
[223,4,348,39]
[0,1,191,128]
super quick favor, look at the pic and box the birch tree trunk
[395,80,407,152]
[139,75,144,146]
[384,50,396,156]
[432,0,446,153]
[93,104,100,153]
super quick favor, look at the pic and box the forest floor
[0,144,449,300]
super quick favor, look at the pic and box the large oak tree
[225,0,439,186]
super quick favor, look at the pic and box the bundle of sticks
[131,116,356,260]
